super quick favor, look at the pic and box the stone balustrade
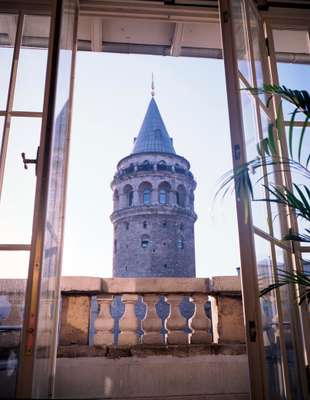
[59,276,244,347]
[0,276,245,350]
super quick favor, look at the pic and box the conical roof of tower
[132,97,176,154]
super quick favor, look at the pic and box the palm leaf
[259,269,310,305]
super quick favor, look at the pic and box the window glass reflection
[0,117,41,244]
[159,189,167,204]
[0,14,17,110]
[231,0,252,84]
[254,235,285,398]
[13,15,50,112]
[143,189,151,205]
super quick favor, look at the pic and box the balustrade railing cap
[0,276,241,295]
[60,277,210,294]
[209,276,241,293]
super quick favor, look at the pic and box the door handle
[21,147,39,175]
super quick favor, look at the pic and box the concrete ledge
[0,276,242,295]
[57,344,247,358]
[60,277,210,294]
[55,353,250,399]
[210,276,241,293]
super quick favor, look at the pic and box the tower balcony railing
[113,162,194,182]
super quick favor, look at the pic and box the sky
[62,52,240,278]
[1,46,308,280]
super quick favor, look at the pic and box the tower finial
[151,73,155,97]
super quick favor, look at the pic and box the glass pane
[13,15,50,112]
[0,118,41,244]
[275,247,303,399]
[239,84,269,233]
[255,235,285,398]
[0,14,17,110]
[285,126,310,236]
[274,29,310,122]
[231,0,252,84]
[248,4,267,105]
[33,1,76,397]
[276,63,310,122]
[0,250,29,398]
[259,109,282,240]
[0,251,29,279]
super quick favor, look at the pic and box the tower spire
[151,73,155,97]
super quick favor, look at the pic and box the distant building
[111,88,197,277]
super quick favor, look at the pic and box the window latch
[21,146,39,175]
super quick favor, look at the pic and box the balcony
[0,276,249,399]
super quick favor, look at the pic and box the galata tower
[111,84,197,277]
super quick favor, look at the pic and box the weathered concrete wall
[60,296,90,345]
[55,349,250,399]
[210,277,245,344]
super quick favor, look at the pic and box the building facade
[111,94,197,277]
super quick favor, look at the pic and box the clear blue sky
[62,51,240,278]
[2,47,307,279]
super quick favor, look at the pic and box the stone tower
[111,91,197,277]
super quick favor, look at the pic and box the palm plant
[217,85,310,305]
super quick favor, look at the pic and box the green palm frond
[259,269,310,305]
[262,184,310,222]
[283,229,310,243]
[247,85,310,117]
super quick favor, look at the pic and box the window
[114,240,117,253]
[177,238,184,249]
[141,235,150,248]
[159,190,167,204]
[143,189,151,205]
[176,185,186,207]
[113,190,119,210]
[158,182,171,205]
[128,191,134,206]
[162,220,167,227]
[125,222,129,230]
[139,182,152,205]
[143,221,147,229]
[124,184,134,207]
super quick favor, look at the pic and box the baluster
[94,295,114,346]
[119,294,139,345]
[191,294,212,344]
[167,294,188,344]
[142,294,162,345]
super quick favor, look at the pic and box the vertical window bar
[0,12,24,200]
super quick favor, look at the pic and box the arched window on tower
[159,190,167,204]
[123,184,134,207]
[139,182,152,205]
[158,182,171,205]
[141,234,150,248]
[128,191,134,206]
[176,184,186,207]
[176,237,184,249]
[113,189,119,211]
[143,189,151,205]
